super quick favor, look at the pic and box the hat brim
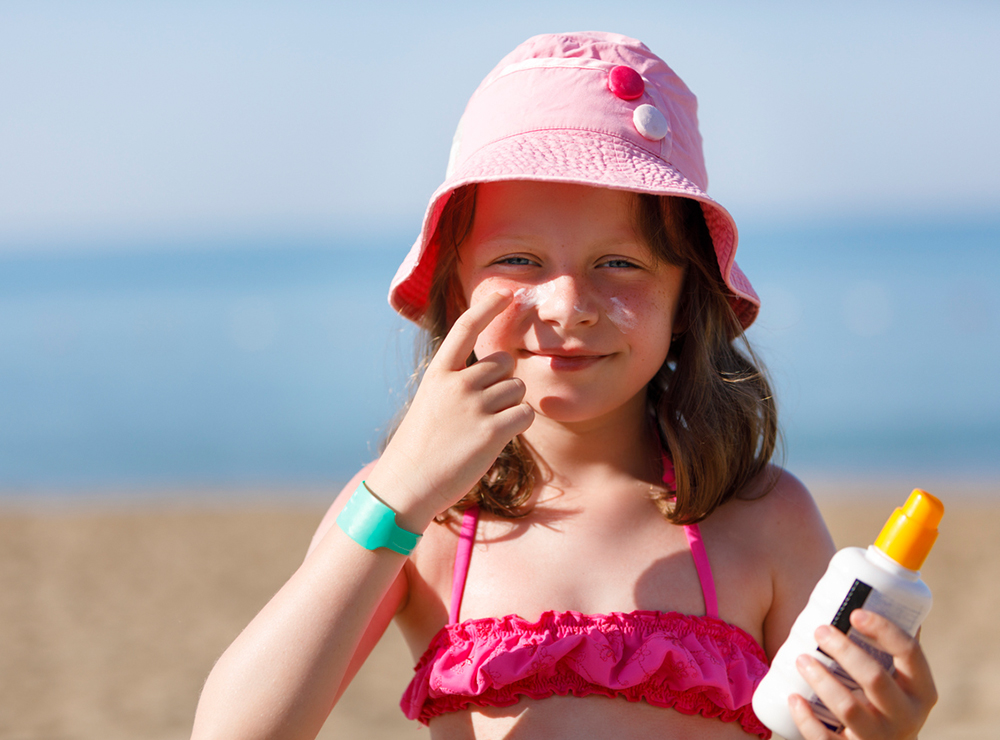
[389,129,759,329]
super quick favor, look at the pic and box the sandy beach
[1,478,996,740]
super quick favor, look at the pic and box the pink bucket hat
[389,32,760,329]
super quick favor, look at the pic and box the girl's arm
[191,291,533,740]
[760,471,836,658]
[190,468,411,740]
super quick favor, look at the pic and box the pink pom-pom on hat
[389,32,760,329]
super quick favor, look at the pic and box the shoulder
[708,466,831,549]
[730,466,835,579]
[742,466,829,535]
[727,466,836,656]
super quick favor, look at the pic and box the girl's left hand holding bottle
[790,609,938,739]
[366,289,536,531]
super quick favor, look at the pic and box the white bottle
[752,489,943,740]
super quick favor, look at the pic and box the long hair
[385,184,778,524]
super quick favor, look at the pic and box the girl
[192,32,937,740]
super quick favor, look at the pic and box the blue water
[1,221,998,495]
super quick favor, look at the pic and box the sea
[1,219,998,498]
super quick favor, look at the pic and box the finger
[434,291,514,371]
[848,610,938,709]
[795,652,880,738]
[480,377,527,413]
[812,621,906,721]
[464,350,515,388]
[787,692,840,740]
[493,402,535,438]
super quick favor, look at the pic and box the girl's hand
[366,290,535,531]
[789,609,937,740]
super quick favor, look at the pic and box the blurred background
[1,2,998,739]
[2,0,998,492]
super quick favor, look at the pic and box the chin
[532,396,624,424]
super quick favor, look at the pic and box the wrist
[336,481,424,555]
[363,468,440,534]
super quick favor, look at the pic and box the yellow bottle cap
[873,489,944,571]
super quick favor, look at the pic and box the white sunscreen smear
[607,296,637,331]
[514,280,633,330]
[513,280,569,312]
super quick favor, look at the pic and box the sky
[1,1,998,251]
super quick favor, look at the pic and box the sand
[1,479,996,739]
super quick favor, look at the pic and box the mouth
[526,350,610,371]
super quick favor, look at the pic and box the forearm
[191,526,407,740]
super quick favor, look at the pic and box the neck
[520,392,662,494]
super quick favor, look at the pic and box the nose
[534,274,599,328]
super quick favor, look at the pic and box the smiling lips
[527,350,610,371]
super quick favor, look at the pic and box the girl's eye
[494,255,537,266]
[601,258,641,269]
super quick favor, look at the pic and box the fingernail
[796,654,815,674]
[815,624,833,641]
[852,609,870,626]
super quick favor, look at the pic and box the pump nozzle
[873,489,944,571]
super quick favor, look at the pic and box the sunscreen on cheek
[606,296,637,331]
[512,286,539,308]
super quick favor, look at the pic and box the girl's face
[456,181,685,425]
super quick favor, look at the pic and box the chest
[401,502,771,653]
[460,513,708,621]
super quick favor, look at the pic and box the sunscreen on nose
[751,489,943,740]
[516,277,587,316]
[513,282,557,309]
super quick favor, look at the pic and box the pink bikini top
[400,464,772,739]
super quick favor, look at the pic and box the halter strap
[661,449,718,619]
[683,522,719,619]
[449,506,480,624]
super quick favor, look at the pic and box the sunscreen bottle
[752,489,943,740]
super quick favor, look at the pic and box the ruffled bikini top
[400,460,772,738]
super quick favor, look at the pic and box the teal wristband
[336,481,422,555]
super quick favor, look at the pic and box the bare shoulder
[707,466,830,549]
[722,466,837,656]
[740,467,829,539]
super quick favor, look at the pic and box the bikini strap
[683,523,719,619]
[448,505,480,624]
[660,447,718,619]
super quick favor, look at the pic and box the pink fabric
[400,610,770,737]
[685,524,719,620]
[449,505,480,624]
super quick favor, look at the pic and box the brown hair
[388,184,778,524]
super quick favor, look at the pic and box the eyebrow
[473,230,648,252]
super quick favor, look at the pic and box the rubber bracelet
[336,481,422,555]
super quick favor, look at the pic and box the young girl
[192,32,936,740]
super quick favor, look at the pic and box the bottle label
[808,578,920,731]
